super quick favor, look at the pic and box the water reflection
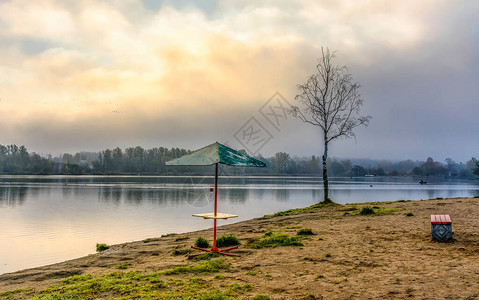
[275,189,290,202]
[0,176,478,209]
[311,189,322,202]
[0,186,28,206]
[1,175,478,275]
[94,185,250,207]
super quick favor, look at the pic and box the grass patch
[216,234,240,248]
[315,274,325,280]
[264,202,338,218]
[297,228,314,236]
[116,264,129,270]
[191,252,222,261]
[6,268,248,299]
[351,199,411,205]
[373,207,399,215]
[227,283,253,293]
[96,243,109,252]
[194,236,210,248]
[350,206,399,216]
[61,274,93,284]
[161,259,229,275]
[0,289,28,298]
[172,249,192,256]
[284,225,303,229]
[247,232,303,249]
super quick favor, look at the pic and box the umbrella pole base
[188,245,239,258]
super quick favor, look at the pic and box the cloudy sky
[1,0,478,162]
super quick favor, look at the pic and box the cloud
[0,0,478,161]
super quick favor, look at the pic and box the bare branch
[290,47,371,144]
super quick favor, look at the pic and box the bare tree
[291,48,371,203]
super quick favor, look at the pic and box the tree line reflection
[96,186,257,207]
[0,184,296,208]
[0,186,29,206]
[2,180,476,208]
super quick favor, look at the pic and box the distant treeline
[0,144,479,178]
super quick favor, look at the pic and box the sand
[1,197,479,299]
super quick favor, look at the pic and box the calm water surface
[1,175,478,274]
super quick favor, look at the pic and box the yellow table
[192,213,238,220]
[190,212,239,257]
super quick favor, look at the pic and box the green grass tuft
[96,243,109,252]
[264,202,339,218]
[297,228,314,236]
[360,206,375,215]
[161,259,229,275]
[216,234,241,248]
[116,264,129,270]
[194,236,210,248]
[315,274,325,280]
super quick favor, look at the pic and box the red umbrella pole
[212,162,219,251]
[188,162,238,258]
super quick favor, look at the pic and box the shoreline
[1,197,479,299]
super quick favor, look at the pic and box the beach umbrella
[166,142,266,257]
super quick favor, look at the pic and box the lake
[1,175,478,275]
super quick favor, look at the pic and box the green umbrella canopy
[165,142,266,167]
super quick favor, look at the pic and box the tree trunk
[322,140,332,203]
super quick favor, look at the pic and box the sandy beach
[1,197,478,299]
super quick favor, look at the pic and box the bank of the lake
[1,197,479,299]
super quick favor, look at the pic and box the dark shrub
[194,236,210,248]
[216,234,240,248]
[360,206,375,215]
[297,228,314,236]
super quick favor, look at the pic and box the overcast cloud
[0,0,478,162]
